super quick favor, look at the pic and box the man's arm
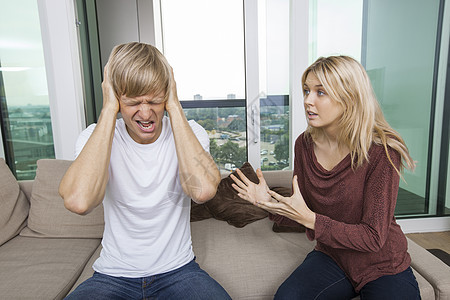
[59,74,119,215]
[165,71,221,203]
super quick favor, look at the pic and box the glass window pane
[184,106,246,172]
[446,152,450,215]
[161,0,247,170]
[161,0,245,101]
[259,0,290,171]
[0,0,54,179]
[309,0,363,63]
[260,96,289,170]
[364,0,440,216]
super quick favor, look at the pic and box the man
[59,42,230,299]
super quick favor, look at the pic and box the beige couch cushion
[191,217,314,299]
[0,158,29,246]
[20,159,104,238]
[0,235,100,300]
[69,243,103,294]
[69,218,439,299]
[191,218,436,300]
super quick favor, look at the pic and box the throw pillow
[190,200,213,222]
[269,186,306,233]
[0,158,29,246]
[20,159,104,238]
[204,162,268,228]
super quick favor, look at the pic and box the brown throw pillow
[0,158,29,246]
[190,200,213,222]
[269,186,306,233]
[204,162,268,228]
[20,159,104,238]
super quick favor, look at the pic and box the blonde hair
[106,42,172,100]
[302,56,415,173]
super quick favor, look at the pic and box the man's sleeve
[74,123,97,159]
[188,120,210,152]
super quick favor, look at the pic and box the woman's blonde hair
[106,42,172,100]
[302,55,415,173]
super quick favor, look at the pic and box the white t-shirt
[75,116,210,277]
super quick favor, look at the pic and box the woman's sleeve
[312,148,401,253]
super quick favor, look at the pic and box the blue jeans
[65,259,231,300]
[274,250,421,300]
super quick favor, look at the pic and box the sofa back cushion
[0,158,29,246]
[20,159,104,238]
[204,162,268,228]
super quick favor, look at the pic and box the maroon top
[294,133,411,292]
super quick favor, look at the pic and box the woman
[231,56,420,299]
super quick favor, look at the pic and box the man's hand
[165,67,181,114]
[102,63,120,114]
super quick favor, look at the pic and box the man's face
[119,92,166,144]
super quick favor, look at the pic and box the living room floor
[406,231,450,253]
[406,231,450,267]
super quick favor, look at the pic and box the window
[364,0,441,216]
[161,0,294,171]
[161,0,245,101]
[0,0,55,179]
[309,0,363,63]
[160,0,247,172]
[258,0,290,170]
[74,0,449,221]
[309,0,448,217]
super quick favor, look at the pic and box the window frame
[36,0,86,160]
[3,0,445,231]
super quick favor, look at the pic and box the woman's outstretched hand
[231,168,271,205]
[258,175,316,230]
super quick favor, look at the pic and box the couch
[0,158,449,299]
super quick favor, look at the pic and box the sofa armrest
[407,238,450,299]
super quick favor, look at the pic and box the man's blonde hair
[106,42,172,100]
[302,55,415,172]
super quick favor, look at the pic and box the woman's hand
[231,168,271,204]
[258,175,316,230]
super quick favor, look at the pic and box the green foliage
[211,140,246,167]
[227,119,246,131]
[210,139,219,159]
[274,133,289,162]
[197,119,216,131]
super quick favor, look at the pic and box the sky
[0,0,49,106]
[0,0,362,106]
[160,0,362,100]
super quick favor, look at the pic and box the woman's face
[303,73,344,133]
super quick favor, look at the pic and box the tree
[198,119,216,131]
[210,139,219,162]
[274,133,289,163]
[218,141,246,167]
[227,119,245,131]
